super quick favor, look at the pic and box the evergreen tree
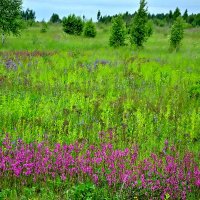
[170,17,184,51]
[109,15,126,47]
[84,20,97,38]
[21,9,36,21]
[173,7,181,21]
[62,15,84,35]
[50,13,61,23]
[168,10,173,24]
[97,10,101,22]
[21,8,36,26]
[130,0,150,47]
[183,9,188,22]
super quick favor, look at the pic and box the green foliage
[21,8,36,22]
[0,0,23,45]
[130,0,150,47]
[40,20,48,33]
[192,14,200,26]
[153,19,165,27]
[72,183,95,200]
[146,20,154,37]
[189,81,200,99]
[50,13,61,23]
[168,10,173,24]
[62,14,84,35]
[173,7,181,21]
[84,20,97,38]
[170,17,184,51]
[109,15,126,47]
[183,9,188,22]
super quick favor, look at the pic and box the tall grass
[0,24,200,199]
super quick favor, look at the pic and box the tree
[50,13,61,23]
[84,20,97,38]
[170,17,184,51]
[194,14,200,26]
[183,9,188,22]
[173,7,181,21]
[21,8,36,26]
[167,10,173,24]
[109,15,126,47]
[97,10,101,22]
[130,0,150,48]
[188,14,195,25]
[62,14,84,35]
[21,8,36,21]
[0,0,23,45]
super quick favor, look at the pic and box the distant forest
[21,7,200,27]
[97,8,200,27]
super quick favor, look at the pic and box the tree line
[97,8,200,27]
[20,7,200,28]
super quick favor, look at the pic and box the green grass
[0,23,200,199]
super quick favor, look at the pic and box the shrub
[153,18,166,27]
[146,20,153,37]
[62,14,84,35]
[109,15,126,47]
[170,17,184,51]
[130,0,151,48]
[40,20,48,33]
[84,20,97,38]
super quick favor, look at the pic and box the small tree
[50,13,61,23]
[97,10,101,22]
[40,19,48,33]
[84,20,97,38]
[130,0,150,48]
[109,15,126,47]
[170,17,184,51]
[0,0,23,45]
[62,14,84,35]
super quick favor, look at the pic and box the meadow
[0,24,200,199]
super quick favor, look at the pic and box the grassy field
[0,24,200,199]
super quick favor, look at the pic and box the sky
[23,0,200,21]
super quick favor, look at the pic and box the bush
[62,14,84,35]
[170,17,184,51]
[146,20,153,37]
[109,15,126,47]
[130,0,151,48]
[40,20,48,33]
[84,20,97,38]
[153,18,166,27]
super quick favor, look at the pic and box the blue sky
[23,0,200,21]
